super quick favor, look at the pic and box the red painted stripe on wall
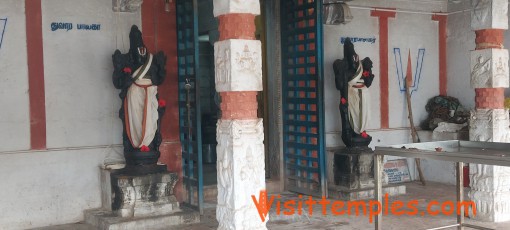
[432,14,447,96]
[25,0,47,150]
[142,0,179,142]
[141,0,183,202]
[371,9,395,129]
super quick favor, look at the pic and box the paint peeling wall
[410,1,474,186]
[324,8,441,147]
[388,13,440,128]
[0,147,119,229]
[0,0,142,229]
[0,0,30,152]
[447,10,476,109]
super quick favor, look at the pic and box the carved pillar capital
[471,0,508,30]
[470,48,509,88]
[213,0,260,17]
[112,0,143,12]
[214,39,263,92]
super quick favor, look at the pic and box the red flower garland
[341,97,347,105]
[361,131,368,138]
[140,145,150,152]
[123,67,132,74]
[158,99,166,108]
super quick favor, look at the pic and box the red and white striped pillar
[469,0,510,222]
[213,0,266,229]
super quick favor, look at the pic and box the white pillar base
[216,119,267,230]
[469,164,510,222]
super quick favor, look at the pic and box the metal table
[374,140,510,230]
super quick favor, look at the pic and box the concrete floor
[35,182,510,230]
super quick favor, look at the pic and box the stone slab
[432,130,469,141]
[329,184,406,201]
[432,122,469,141]
[84,207,200,230]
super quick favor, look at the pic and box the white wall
[323,3,460,185]
[324,7,441,147]
[0,147,122,229]
[0,0,30,152]
[388,13,440,128]
[323,9,380,148]
[447,10,475,109]
[0,0,141,229]
[398,1,482,186]
[42,0,140,148]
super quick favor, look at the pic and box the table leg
[374,154,383,230]
[457,162,464,230]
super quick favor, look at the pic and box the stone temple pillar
[469,0,510,222]
[213,0,267,229]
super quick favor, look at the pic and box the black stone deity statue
[333,38,375,147]
[112,25,167,168]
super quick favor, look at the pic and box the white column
[213,0,267,229]
[469,0,510,222]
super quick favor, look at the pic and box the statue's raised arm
[112,49,133,90]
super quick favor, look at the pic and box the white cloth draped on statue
[124,54,159,148]
[347,63,369,134]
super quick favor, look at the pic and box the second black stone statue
[112,25,167,173]
[333,37,375,148]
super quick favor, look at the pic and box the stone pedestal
[327,147,406,200]
[110,168,179,218]
[84,164,200,230]
[334,147,375,189]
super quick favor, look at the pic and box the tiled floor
[35,182,510,230]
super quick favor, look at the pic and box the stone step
[84,207,200,230]
[187,179,283,204]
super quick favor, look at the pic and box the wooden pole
[405,79,426,186]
